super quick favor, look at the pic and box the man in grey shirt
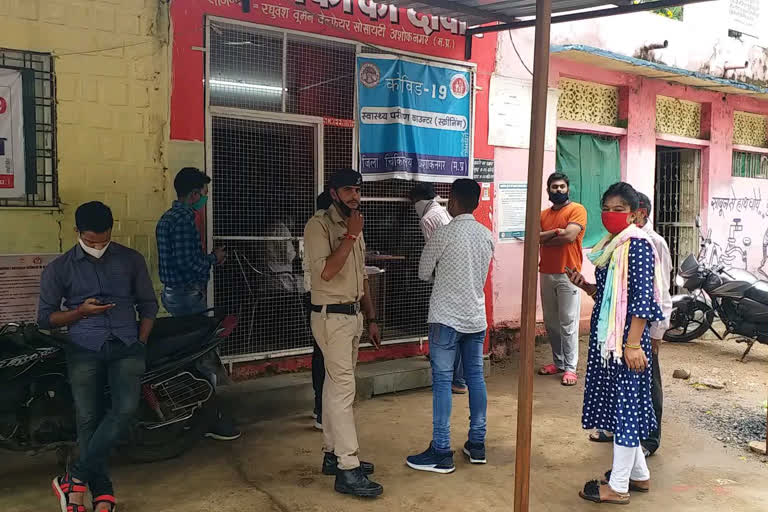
[39,201,158,512]
[407,179,494,474]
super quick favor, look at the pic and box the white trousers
[608,442,650,494]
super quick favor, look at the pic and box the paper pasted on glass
[0,69,26,199]
[357,55,471,182]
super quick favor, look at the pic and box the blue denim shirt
[37,242,159,351]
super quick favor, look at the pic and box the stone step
[217,355,490,425]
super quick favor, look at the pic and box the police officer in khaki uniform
[303,169,383,498]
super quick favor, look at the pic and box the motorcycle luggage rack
[142,371,213,430]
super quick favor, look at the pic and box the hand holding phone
[78,298,116,317]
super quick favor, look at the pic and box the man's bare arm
[542,224,582,246]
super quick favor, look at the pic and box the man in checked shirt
[156,167,236,441]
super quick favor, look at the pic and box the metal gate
[205,17,475,363]
[208,109,323,360]
[654,147,701,287]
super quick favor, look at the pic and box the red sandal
[538,364,564,375]
[52,473,88,512]
[93,494,117,512]
[561,371,578,386]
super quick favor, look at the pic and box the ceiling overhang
[552,44,768,101]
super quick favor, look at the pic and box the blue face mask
[191,195,208,211]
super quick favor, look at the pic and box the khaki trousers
[311,309,363,470]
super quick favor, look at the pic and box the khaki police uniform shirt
[303,204,367,305]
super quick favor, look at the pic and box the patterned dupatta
[587,224,663,365]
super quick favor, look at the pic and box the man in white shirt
[406,179,494,474]
[637,192,672,456]
[410,183,452,240]
[409,183,467,394]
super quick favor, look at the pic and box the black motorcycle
[0,314,237,465]
[665,224,768,361]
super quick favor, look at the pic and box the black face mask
[333,198,355,217]
[548,191,569,205]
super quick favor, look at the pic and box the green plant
[633,0,684,21]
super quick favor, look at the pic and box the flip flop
[538,364,564,375]
[579,480,630,505]
[589,430,614,443]
[561,371,578,386]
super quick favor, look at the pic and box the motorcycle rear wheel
[664,302,714,343]
[119,402,213,463]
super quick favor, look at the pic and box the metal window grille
[732,151,768,179]
[655,147,700,289]
[207,19,473,360]
[0,48,57,207]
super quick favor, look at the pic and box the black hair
[602,182,640,211]
[450,179,481,212]
[75,201,114,233]
[547,172,570,188]
[174,167,211,198]
[317,191,333,210]
[637,192,652,212]
[409,182,436,202]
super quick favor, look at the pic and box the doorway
[654,146,701,284]
[209,110,323,359]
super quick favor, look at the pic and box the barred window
[732,151,768,179]
[0,48,57,207]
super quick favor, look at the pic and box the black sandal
[601,470,650,493]
[579,480,630,505]
[93,494,117,512]
[52,473,88,512]
[589,430,614,443]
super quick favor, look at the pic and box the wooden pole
[513,1,552,511]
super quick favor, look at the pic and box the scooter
[665,217,768,361]
[0,314,236,465]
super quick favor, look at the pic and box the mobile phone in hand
[564,266,573,276]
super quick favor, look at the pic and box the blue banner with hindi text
[357,55,471,182]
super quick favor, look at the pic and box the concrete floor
[1,341,766,511]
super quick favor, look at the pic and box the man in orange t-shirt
[538,172,587,386]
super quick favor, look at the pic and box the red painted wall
[170,0,471,141]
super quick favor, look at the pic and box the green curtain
[555,134,621,247]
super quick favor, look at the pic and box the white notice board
[497,182,527,242]
[0,253,58,326]
[488,75,560,151]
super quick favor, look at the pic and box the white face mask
[79,238,110,259]
[414,199,432,219]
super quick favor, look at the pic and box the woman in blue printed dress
[567,182,663,505]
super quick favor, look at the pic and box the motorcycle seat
[146,315,218,362]
[745,281,768,306]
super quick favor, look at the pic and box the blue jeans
[453,351,465,388]
[66,338,146,496]
[161,283,207,317]
[429,323,487,451]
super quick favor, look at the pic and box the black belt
[311,303,361,315]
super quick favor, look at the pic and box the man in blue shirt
[156,167,238,441]
[39,201,158,512]
[156,167,225,314]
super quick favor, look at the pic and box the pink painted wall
[491,28,768,329]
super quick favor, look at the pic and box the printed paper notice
[488,75,559,151]
[0,254,58,326]
[498,182,527,241]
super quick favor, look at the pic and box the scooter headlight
[675,275,685,287]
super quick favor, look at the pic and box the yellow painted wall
[0,0,169,282]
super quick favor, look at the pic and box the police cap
[329,169,363,190]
